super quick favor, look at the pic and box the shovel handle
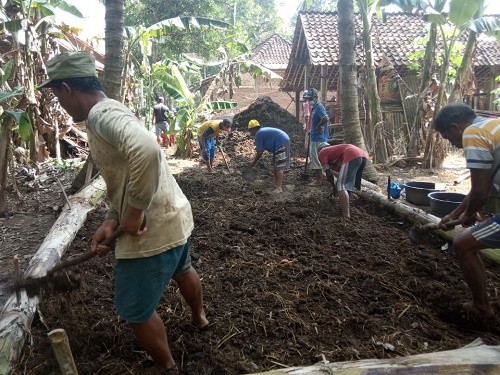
[49,227,123,274]
[49,216,146,274]
[422,219,461,230]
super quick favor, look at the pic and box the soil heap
[233,96,303,134]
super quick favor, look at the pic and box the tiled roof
[282,11,500,91]
[252,34,292,70]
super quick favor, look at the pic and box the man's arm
[315,115,329,134]
[251,151,264,167]
[325,169,335,188]
[439,168,491,228]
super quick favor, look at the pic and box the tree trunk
[360,1,387,164]
[251,339,500,375]
[0,177,107,375]
[337,0,378,182]
[448,31,477,103]
[408,24,437,157]
[0,118,13,213]
[104,0,125,100]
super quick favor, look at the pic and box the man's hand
[92,219,119,257]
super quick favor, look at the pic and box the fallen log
[0,177,106,375]
[249,339,500,374]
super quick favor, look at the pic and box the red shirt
[318,144,368,172]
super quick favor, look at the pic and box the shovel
[242,166,257,181]
[15,217,146,296]
[218,145,233,173]
[408,219,461,244]
[300,135,311,181]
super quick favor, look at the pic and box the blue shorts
[471,214,500,248]
[115,238,192,323]
[197,136,215,160]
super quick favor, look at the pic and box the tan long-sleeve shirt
[87,99,193,259]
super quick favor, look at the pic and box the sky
[61,0,500,39]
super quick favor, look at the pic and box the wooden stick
[85,154,94,184]
[48,329,79,375]
[13,255,20,306]
[454,172,470,185]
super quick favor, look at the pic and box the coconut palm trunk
[104,0,125,100]
[338,0,378,182]
[72,0,125,192]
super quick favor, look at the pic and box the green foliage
[49,158,83,171]
[1,110,32,144]
[124,0,281,62]
[0,0,83,33]
[468,16,500,41]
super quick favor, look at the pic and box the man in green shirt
[39,51,208,373]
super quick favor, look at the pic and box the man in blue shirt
[303,88,330,186]
[248,119,291,193]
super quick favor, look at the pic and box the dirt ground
[1,97,499,374]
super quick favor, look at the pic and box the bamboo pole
[0,177,107,375]
[250,339,500,375]
[48,329,78,375]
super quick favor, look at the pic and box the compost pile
[11,97,500,374]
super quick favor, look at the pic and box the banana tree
[358,0,389,164]
[0,85,32,214]
[383,0,500,167]
[150,62,237,157]
[121,17,229,105]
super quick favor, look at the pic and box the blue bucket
[389,182,402,199]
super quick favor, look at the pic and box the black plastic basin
[428,192,466,217]
[403,181,446,206]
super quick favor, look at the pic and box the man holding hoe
[197,118,232,173]
[248,119,291,193]
[39,51,208,373]
[434,103,498,320]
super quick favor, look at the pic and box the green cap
[38,51,98,89]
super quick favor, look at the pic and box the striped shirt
[463,116,500,192]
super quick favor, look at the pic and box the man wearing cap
[39,51,208,373]
[303,88,330,186]
[318,144,368,222]
[152,96,174,147]
[196,118,232,173]
[247,119,291,193]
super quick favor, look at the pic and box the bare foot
[273,188,283,193]
[463,302,494,320]
[192,312,209,331]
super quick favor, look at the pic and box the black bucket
[402,181,446,206]
[428,192,466,217]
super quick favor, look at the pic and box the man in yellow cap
[39,51,208,373]
[196,118,232,173]
[247,119,290,193]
